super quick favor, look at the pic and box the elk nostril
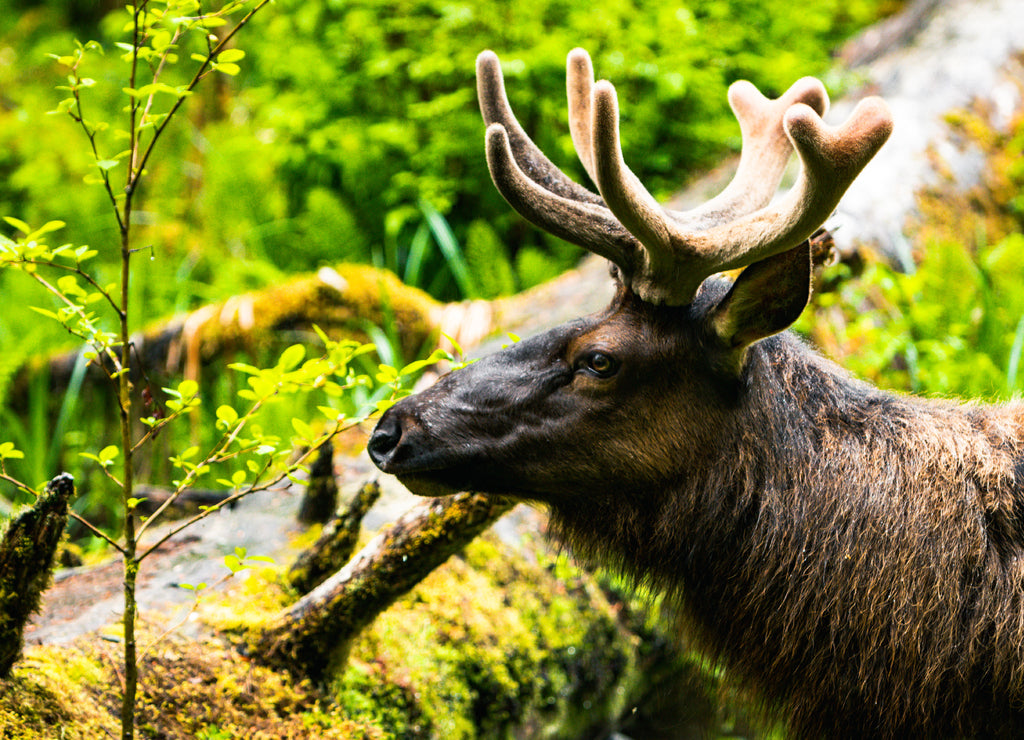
[367,414,402,468]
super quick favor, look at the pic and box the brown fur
[370,277,1024,738]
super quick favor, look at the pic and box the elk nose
[367,412,402,469]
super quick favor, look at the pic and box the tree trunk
[288,478,381,594]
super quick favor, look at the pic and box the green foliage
[0,3,452,735]
[801,234,1024,400]
[800,95,1024,401]
[226,0,897,299]
[0,0,901,322]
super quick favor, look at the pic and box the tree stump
[0,473,75,676]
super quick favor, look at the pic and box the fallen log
[288,478,381,594]
[9,263,495,410]
[250,492,514,679]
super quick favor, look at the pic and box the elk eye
[580,351,620,378]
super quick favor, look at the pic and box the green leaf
[214,62,240,76]
[291,417,314,441]
[198,16,228,28]
[0,442,24,460]
[216,48,245,63]
[228,362,261,376]
[215,405,239,425]
[49,98,77,115]
[29,307,60,321]
[3,217,32,235]
[318,405,346,423]
[277,344,306,371]
[376,364,399,384]
[151,30,173,51]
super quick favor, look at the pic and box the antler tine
[652,97,894,303]
[680,76,829,227]
[483,124,641,266]
[477,50,642,272]
[590,80,676,274]
[586,72,890,304]
[566,47,597,185]
[477,50,603,206]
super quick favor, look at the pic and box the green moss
[183,262,441,366]
[3,529,747,738]
[0,637,386,740]
[330,535,694,739]
[0,645,113,739]
[202,565,297,634]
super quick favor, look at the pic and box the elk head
[368,48,893,503]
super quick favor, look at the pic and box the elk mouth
[367,410,478,497]
[384,472,465,498]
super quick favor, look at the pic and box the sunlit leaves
[163,379,201,414]
[223,546,273,575]
[0,442,24,461]
[215,405,240,430]
[80,444,120,468]
[3,218,67,243]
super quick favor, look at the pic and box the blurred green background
[12,0,1024,530]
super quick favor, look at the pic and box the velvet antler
[478,48,893,305]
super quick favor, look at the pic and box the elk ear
[706,241,812,372]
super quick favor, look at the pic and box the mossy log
[0,473,75,677]
[252,492,514,679]
[295,441,339,525]
[9,263,495,409]
[288,478,381,594]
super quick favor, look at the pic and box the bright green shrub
[0,0,900,330]
[802,236,1024,400]
[222,0,898,299]
[800,97,1024,401]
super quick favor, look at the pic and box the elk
[368,48,1024,738]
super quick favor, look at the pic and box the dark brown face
[367,286,738,502]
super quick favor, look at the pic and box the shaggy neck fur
[548,330,1024,739]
